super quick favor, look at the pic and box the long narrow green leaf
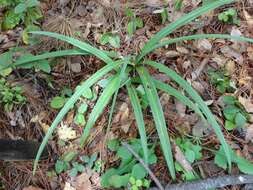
[126,82,148,164]
[153,79,204,120]
[146,60,232,171]
[30,31,113,64]
[154,34,253,51]
[137,0,234,61]
[137,66,176,179]
[33,60,123,174]
[106,60,129,133]
[0,49,88,71]
[79,76,120,147]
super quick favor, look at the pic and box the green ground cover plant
[218,8,240,25]
[222,96,250,131]
[0,77,26,111]
[101,139,155,188]
[0,0,42,44]
[1,0,253,181]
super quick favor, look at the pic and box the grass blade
[79,76,120,146]
[137,66,176,179]
[105,60,129,134]
[137,0,234,61]
[126,82,148,164]
[33,60,123,174]
[146,60,232,171]
[0,49,88,71]
[155,34,253,51]
[153,79,204,120]
[30,31,113,64]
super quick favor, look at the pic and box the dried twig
[121,142,165,190]
[148,174,253,190]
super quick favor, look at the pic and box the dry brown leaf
[212,54,227,67]
[144,0,168,7]
[191,58,209,80]
[183,60,191,69]
[245,125,253,143]
[30,112,50,133]
[160,93,170,107]
[66,110,75,125]
[191,81,205,95]
[238,96,253,113]
[196,39,212,51]
[90,172,101,188]
[23,186,44,190]
[64,182,76,190]
[192,119,213,137]
[74,173,92,190]
[113,102,132,133]
[220,46,243,64]
[225,60,235,76]
[175,100,186,118]
[174,143,193,172]
[247,46,253,61]
[40,122,50,134]
[184,0,201,7]
[165,50,180,58]
[244,10,253,27]
[176,46,189,54]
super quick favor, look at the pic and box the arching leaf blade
[145,60,232,171]
[137,0,234,61]
[33,61,123,174]
[30,31,113,64]
[127,82,148,164]
[137,66,176,179]
[80,76,120,147]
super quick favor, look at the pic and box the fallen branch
[148,174,253,190]
[121,142,165,190]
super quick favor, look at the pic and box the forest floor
[0,0,253,190]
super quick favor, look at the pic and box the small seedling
[222,96,249,131]
[55,151,100,177]
[136,85,148,109]
[214,147,253,174]
[50,96,65,109]
[126,8,144,37]
[100,32,120,48]
[175,138,202,181]
[50,87,73,110]
[208,69,236,93]
[68,162,85,177]
[129,176,151,190]
[153,8,169,24]
[175,138,203,164]
[0,78,26,111]
[174,162,197,181]
[174,0,183,11]
[73,86,96,126]
[101,139,157,188]
[218,8,240,25]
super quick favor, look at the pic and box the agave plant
[2,0,253,179]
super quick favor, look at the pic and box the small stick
[148,174,253,190]
[121,142,165,190]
